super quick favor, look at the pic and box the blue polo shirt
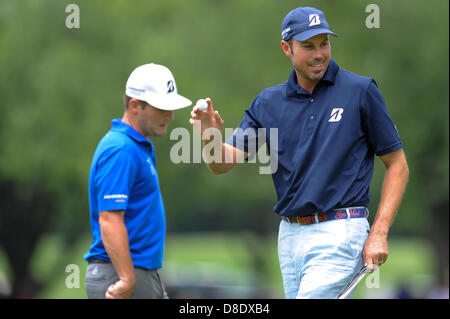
[84,119,166,270]
[226,59,403,217]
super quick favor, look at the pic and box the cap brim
[145,93,192,111]
[292,28,338,42]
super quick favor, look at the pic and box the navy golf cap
[281,7,338,42]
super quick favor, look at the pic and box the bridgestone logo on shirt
[104,194,128,199]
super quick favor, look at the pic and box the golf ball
[196,99,208,111]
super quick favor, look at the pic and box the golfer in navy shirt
[85,63,191,298]
[190,7,409,298]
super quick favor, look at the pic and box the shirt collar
[286,58,339,97]
[111,119,153,150]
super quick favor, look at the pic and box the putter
[337,265,368,299]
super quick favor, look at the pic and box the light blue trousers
[278,213,370,299]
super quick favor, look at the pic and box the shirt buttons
[310,98,314,102]
[310,115,314,120]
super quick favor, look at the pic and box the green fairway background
[0,233,431,298]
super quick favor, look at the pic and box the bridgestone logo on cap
[308,14,321,26]
[167,80,175,93]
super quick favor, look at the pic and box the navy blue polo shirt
[226,59,403,217]
[84,119,166,270]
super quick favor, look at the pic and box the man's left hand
[362,232,389,272]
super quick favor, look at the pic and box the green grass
[352,238,435,298]
[0,233,436,298]
[32,234,91,299]
[164,232,253,267]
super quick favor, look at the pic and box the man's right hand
[105,278,135,299]
[189,98,246,175]
[99,210,136,299]
[189,98,224,139]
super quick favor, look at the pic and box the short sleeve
[361,80,403,156]
[225,96,266,160]
[94,147,139,212]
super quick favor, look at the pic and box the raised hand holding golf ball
[189,97,224,138]
[195,98,208,111]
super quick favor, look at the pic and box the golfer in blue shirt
[85,63,191,298]
[190,7,409,298]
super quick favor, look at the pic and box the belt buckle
[318,212,328,223]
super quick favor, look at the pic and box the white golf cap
[125,63,192,110]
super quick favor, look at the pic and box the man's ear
[128,98,141,114]
[281,40,292,58]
